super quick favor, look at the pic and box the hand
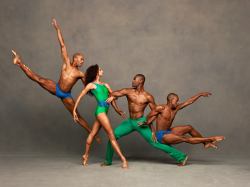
[118,110,126,119]
[138,121,146,127]
[73,110,79,123]
[200,92,212,97]
[106,96,115,103]
[52,18,59,29]
[152,132,157,142]
[11,50,21,65]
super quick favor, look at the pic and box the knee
[186,125,193,130]
[86,133,95,144]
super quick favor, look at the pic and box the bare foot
[212,136,225,143]
[11,50,21,65]
[204,142,218,149]
[121,161,128,169]
[81,154,88,166]
[178,156,188,166]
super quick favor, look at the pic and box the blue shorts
[56,83,72,99]
[156,129,172,143]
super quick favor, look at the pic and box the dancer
[11,18,100,143]
[141,92,225,148]
[102,74,188,166]
[73,64,128,168]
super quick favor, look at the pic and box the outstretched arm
[105,84,126,118]
[106,88,129,103]
[52,18,70,65]
[73,83,95,122]
[177,92,212,110]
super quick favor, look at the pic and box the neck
[135,84,144,92]
[94,76,101,83]
[72,61,78,68]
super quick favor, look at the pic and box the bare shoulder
[78,71,85,78]
[86,82,96,89]
[145,91,154,100]
[156,104,165,111]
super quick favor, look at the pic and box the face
[132,76,141,88]
[74,55,84,67]
[98,67,104,77]
[170,96,179,109]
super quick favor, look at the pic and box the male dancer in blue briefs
[141,92,225,148]
[11,18,100,143]
[102,74,188,166]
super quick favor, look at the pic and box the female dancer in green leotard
[73,64,128,168]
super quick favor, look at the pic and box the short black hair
[135,74,145,84]
[167,93,178,102]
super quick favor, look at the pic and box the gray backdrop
[0,0,249,158]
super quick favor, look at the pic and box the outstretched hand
[11,50,21,65]
[137,121,147,127]
[152,132,157,142]
[52,18,59,29]
[73,111,79,123]
[106,96,115,103]
[200,92,212,97]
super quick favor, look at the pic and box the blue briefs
[156,129,172,143]
[56,83,72,99]
[97,101,110,107]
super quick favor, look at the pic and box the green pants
[105,116,187,164]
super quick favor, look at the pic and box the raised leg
[171,125,217,149]
[162,134,224,145]
[13,55,56,95]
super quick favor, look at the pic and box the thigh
[90,120,102,136]
[39,78,56,95]
[162,134,186,145]
[171,125,192,136]
[96,113,114,135]
[137,126,154,143]
[61,97,75,114]
[113,119,134,139]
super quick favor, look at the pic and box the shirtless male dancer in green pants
[102,74,188,166]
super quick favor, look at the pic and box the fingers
[11,49,17,56]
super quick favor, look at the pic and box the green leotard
[91,83,110,116]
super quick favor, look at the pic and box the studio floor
[0,154,249,187]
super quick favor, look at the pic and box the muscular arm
[111,88,129,98]
[52,18,70,66]
[177,92,212,110]
[105,84,125,117]
[145,105,164,125]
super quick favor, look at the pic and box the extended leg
[162,134,224,145]
[171,125,217,149]
[97,113,128,168]
[13,56,56,95]
[102,119,134,166]
[136,125,187,164]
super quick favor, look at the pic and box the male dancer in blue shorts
[11,18,100,143]
[141,92,224,148]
